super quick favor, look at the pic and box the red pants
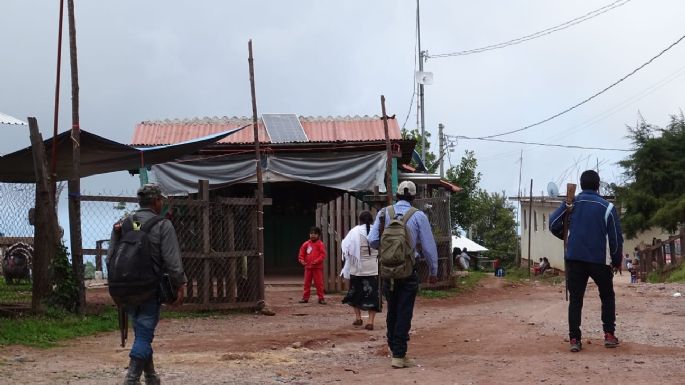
[303,268,325,300]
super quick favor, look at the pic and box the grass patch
[418,271,486,299]
[504,267,531,282]
[0,306,238,348]
[666,262,685,283]
[0,280,32,304]
[0,308,118,348]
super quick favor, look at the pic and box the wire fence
[414,196,452,282]
[0,183,35,309]
[79,194,263,310]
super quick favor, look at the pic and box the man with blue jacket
[550,170,623,353]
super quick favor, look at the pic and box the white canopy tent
[451,236,488,253]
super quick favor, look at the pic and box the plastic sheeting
[152,151,388,194]
[0,128,245,183]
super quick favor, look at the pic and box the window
[523,209,527,229]
[534,210,538,232]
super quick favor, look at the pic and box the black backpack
[108,215,164,306]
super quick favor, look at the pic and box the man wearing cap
[367,180,438,368]
[108,183,187,385]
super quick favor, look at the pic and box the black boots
[123,358,145,385]
[143,356,161,385]
[124,357,160,385]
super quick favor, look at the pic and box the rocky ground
[1,273,685,385]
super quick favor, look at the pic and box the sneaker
[391,357,405,369]
[298,299,308,303]
[604,332,620,348]
[401,357,414,367]
[569,338,582,352]
[318,299,327,305]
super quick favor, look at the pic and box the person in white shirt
[341,211,380,330]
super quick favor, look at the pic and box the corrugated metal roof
[132,115,401,146]
[0,112,27,125]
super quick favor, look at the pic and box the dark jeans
[126,298,161,361]
[383,271,419,358]
[567,260,615,340]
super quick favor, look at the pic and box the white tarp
[451,236,488,252]
[0,112,27,125]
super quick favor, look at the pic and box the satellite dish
[415,71,434,85]
[547,182,559,198]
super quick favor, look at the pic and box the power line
[427,0,632,59]
[451,135,631,151]
[480,32,685,139]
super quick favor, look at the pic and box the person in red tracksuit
[298,226,327,304]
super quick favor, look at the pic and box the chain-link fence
[79,194,263,310]
[0,183,35,309]
[414,196,452,282]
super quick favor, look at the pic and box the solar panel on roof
[262,113,308,143]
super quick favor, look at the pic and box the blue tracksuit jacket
[549,190,623,266]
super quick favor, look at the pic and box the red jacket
[298,240,326,269]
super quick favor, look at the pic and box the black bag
[108,215,164,306]
[158,273,178,304]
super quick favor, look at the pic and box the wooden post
[335,196,343,292]
[95,240,103,272]
[226,207,236,302]
[50,0,65,199]
[67,0,85,313]
[28,118,58,312]
[323,203,332,292]
[248,40,265,303]
[527,179,533,276]
[380,95,393,206]
[199,180,210,305]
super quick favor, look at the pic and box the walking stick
[563,183,577,301]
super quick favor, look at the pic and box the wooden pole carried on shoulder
[563,183,577,301]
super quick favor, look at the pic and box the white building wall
[520,199,676,271]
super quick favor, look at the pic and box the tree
[616,113,685,238]
[471,191,518,260]
[446,150,481,235]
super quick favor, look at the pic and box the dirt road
[2,273,685,385]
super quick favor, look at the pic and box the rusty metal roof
[132,115,402,146]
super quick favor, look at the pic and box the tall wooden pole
[248,40,265,304]
[28,118,58,312]
[527,179,533,276]
[51,0,65,198]
[380,95,393,205]
[67,0,85,312]
[563,183,577,301]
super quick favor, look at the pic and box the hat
[137,183,165,201]
[397,181,417,196]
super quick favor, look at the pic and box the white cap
[397,181,417,196]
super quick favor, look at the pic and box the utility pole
[417,0,426,165]
[438,123,444,177]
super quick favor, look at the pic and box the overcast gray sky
[2,0,685,197]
